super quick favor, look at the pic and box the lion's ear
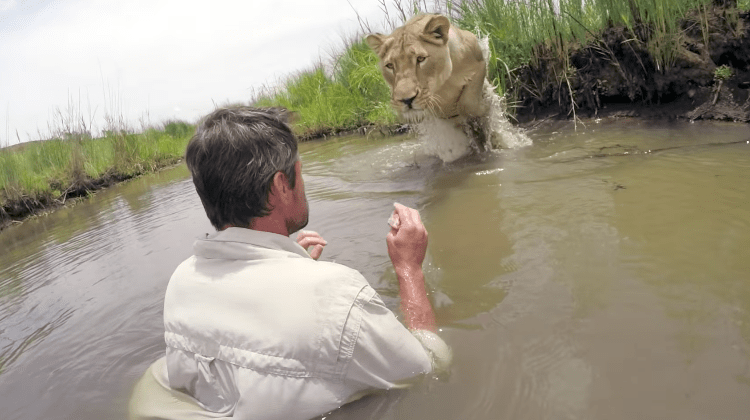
[366,34,385,55]
[423,15,450,45]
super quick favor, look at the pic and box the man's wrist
[394,264,424,283]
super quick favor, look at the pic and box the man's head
[185,106,308,233]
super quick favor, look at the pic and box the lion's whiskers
[426,94,443,116]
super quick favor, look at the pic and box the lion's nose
[400,95,417,108]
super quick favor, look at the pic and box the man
[129,106,451,420]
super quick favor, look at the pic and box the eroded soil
[513,5,750,123]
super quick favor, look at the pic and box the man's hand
[296,230,327,260]
[386,203,428,275]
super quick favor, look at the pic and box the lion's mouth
[399,108,426,123]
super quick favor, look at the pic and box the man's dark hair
[185,106,299,230]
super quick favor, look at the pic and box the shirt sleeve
[343,287,451,389]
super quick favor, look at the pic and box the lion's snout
[399,94,418,109]
[393,81,420,109]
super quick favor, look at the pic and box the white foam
[414,87,532,162]
[483,81,533,149]
[416,118,472,163]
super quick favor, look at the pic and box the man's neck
[222,215,289,237]
[249,216,290,236]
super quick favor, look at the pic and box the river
[1,118,749,419]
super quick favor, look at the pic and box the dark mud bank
[513,5,750,123]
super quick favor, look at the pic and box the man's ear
[269,171,293,204]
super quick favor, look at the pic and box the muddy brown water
[1,119,749,419]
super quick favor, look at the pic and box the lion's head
[366,14,454,123]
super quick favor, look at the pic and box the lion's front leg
[456,65,490,118]
[463,116,491,152]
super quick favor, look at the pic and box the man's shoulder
[308,260,368,281]
[299,259,375,299]
[170,254,373,302]
[169,255,198,278]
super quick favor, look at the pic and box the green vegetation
[1,121,193,225]
[257,0,749,124]
[451,0,750,115]
[455,0,713,89]
[253,40,397,138]
[714,64,733,81]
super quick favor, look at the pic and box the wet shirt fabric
[129,227,448,420]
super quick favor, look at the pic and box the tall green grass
[1,120,193,218]
[254,40,397,137]
[257,0,731,128]
[453,0,716,96]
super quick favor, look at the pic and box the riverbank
[0,121,194,231]
[3,0,749,232]
[503,2,750,124]
[0,120,410,232]
[254,0,750,128]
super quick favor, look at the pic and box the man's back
[160,228,432,420]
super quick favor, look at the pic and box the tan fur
[366,14,489,125]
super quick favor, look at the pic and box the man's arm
[386,203,436,332]
[344,202,451,391]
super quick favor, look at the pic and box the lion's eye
[385,63,394,70]
[416,56,426,63]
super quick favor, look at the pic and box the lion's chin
[398,109,426,124]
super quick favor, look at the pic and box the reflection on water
[0,165,214,419]
[1,119,749,419]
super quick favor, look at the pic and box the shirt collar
[194,227,311,259]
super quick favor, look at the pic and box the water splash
[477,34,532,150]
[415,88,532,163]
[416,118,472,163]
[482,81,534,150]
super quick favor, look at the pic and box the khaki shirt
[130,228,451,420]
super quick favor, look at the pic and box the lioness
[367,14,518,161]
[366,14,488,125]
